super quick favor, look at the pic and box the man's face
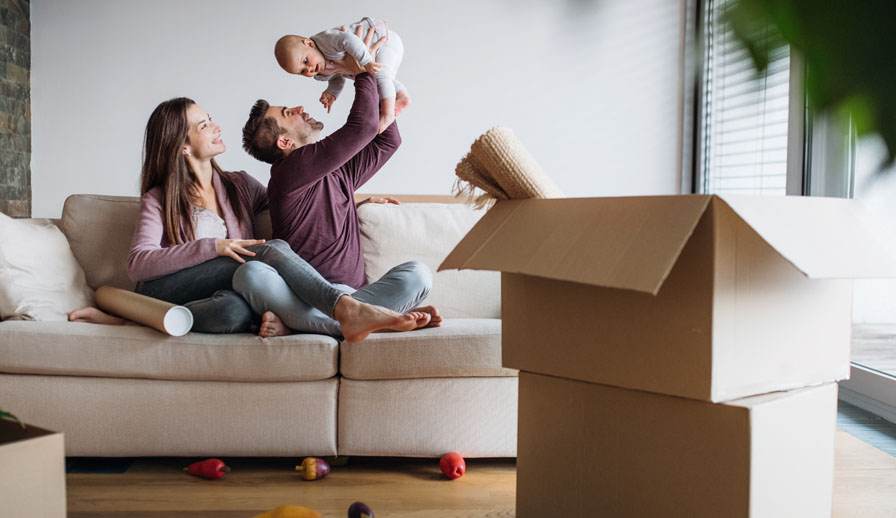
[267,105,324,148]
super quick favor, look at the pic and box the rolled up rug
[454,126,563,206]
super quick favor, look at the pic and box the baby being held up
[275,17,409,134]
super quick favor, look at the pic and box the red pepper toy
[439,452,466,480]
[184,458,231,479]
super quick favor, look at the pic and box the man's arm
[273,73,380,193]
[344,118,402,191]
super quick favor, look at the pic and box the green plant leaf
[0,408,26,429]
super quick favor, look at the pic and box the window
[697,0,793,195]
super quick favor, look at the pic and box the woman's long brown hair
[141,97,246,245]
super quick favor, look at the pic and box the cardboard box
[441,195,896,401]
[0,420,66,517]
[516,372,837,518]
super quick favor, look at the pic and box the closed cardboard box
[517,373,837,518]
[442,195,896,401]
[0,420,66,517]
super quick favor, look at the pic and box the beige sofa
[0,194,517,457]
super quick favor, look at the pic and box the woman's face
[184,103,225,160]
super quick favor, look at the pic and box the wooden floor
[66,431,896,517]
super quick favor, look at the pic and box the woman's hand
[216,238,265,263]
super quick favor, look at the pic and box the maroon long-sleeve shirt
[268,72,401,288]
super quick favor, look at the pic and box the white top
[192,205,227,239]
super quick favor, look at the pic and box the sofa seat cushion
[339,318,515,380]
[0,321,338,382]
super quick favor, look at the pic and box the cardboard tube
[95,286,193,336]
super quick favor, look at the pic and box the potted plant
[0,405,67,517]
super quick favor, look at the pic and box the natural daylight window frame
[696,0,793,196]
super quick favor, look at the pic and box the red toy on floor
[439,452,465,479]
[184,458,230,479]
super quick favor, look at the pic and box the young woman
[70,97,432,341]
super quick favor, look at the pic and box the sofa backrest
[59,194,499,318]
[358,202,500,319]
[60,194,274,291]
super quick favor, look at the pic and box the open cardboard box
[517,372,837,518]
[441,195,896,402]
[0,419,66,517]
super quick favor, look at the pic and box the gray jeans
[232,259,432,338]
[136,239,345,334]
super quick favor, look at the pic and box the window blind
[699,0,791,195]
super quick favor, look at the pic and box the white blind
[699,0,791,195]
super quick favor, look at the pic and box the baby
[275,17,409,134]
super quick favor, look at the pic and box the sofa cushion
[358,203,501,319]
[339,318,515,380]
[0,214,94,321]
[61,195,140,291]
[0,320,338,382]
[61,194,274,291]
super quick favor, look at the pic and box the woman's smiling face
[184,103,225,159]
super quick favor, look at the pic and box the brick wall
[0,0,29,217]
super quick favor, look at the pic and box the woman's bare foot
[395,90,411,116]
[412,305,442,328]
[68,307,132,326]
[335,296,425,343]
[259,311,291,338]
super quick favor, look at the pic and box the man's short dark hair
[242,99,286,164]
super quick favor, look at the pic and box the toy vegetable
[295,457,331,480]
[184,458,230,479]
[347,501,374,518]
[252,505,322,518]
[439,452,465,480]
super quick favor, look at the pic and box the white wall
[31,0,686,217]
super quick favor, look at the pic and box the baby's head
[274,35,327,77]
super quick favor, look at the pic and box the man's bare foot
[335,296,426,343]
[395,90,411,116]
[412,305,442,328]
[68,307,132,326]
[259,311,291,338]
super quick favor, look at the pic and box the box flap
[719,195,896,279]
[440,196,712,294]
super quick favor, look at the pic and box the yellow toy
[252,505,322,518]
[295,457,331,480]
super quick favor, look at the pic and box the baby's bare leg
[378,97,396,134]
[395,89,411,116]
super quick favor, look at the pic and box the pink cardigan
[127,170,268,282]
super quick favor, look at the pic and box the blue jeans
[136,239,344,334]
[232,260,433,338]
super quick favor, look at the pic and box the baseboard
[839,364,896,425]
